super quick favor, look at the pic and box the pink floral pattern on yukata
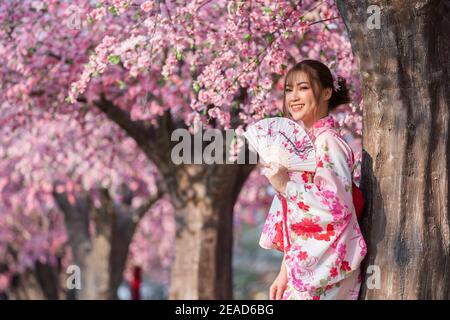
[259,115,367,300]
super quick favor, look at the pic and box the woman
[260,59,367,300]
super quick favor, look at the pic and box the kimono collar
[306,114,336,140]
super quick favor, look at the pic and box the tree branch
[93,93,178,176]
[132,185,166,222]
[93,93,154,150]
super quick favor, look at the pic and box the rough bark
[337,0,450,299]
[167,163,254,299]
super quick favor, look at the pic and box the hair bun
[329,76,350,110]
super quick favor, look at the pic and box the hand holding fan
[243,117,316,172]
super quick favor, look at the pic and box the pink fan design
[243,117,316,172]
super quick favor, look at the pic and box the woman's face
[285,71,330,129]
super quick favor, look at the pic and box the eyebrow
[286,81,309,87]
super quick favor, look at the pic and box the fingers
[261,167,274,177]
[261,162,278,176]
[259,157,270,167]
[276,285,285,300]
[259,157,268,168]
[270,284,286,300]
[269,285,276,300]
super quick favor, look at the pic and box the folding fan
[243,117,316,172]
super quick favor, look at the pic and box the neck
[303,112,329,130]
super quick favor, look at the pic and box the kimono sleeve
[259,195,285,252]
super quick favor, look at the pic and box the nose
[290,89,301,103]
[292,86,302,96]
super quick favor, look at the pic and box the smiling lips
[290,104,305,111]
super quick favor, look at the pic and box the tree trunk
[53,185,161,299]
[5,262,65,300]
[337,0,450,299]
[167,164,253,299]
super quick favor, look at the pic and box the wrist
[280,263,287,275]
[278,180,288,196]
[280,256,286,269]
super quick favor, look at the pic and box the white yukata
[259,115,367,300]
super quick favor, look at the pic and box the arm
[270,253,288,300]
[280,254,287,274]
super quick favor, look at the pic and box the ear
[323,88,332,101]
